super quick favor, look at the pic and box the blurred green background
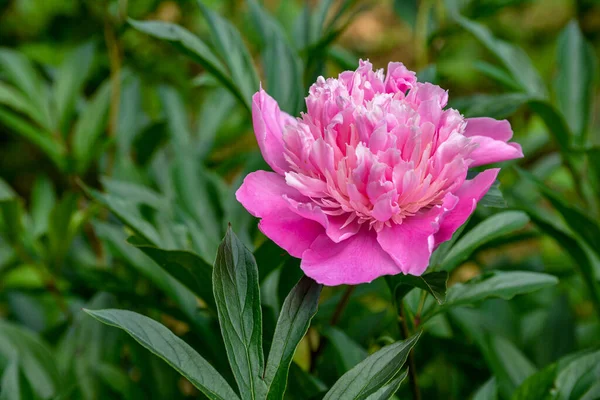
[1,0,600,399]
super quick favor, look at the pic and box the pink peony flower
[236,60,523,286]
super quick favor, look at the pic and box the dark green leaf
[127,237,216,310]
[158,85,192,151]
[0,81,47,127]
[364,370,408,400]
[473,378,497,400]
[512,363,556,400]
[554,350,600,400]
[429,271,557,318]
[479,180,508,208]
[128,19,250,111]
[393,0,418,29]
[30,175,55,238]
[323,326,368,372]
[451,93,531,119]
[213,228,267,399]
[527,100,571,155]
[555,20,596,146]
[323,332,421,400]
[85,309,239,400]
[264,275,322,399]
[486,335,536,399]
[197,1,259,109]
[474,61,523,91]
[442,211,529,272]
[387,271,448,304]
[0,361,38,400]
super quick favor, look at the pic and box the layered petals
[301,228,400,285]
[464,117,523,167]
[235,171,324,257]
[252,89,296,174]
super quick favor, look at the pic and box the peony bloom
[236,60,523,286]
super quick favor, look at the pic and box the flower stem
[400,301,421,400]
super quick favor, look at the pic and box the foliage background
[1,0,600,399]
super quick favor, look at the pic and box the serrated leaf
[127,237,216,310]
[555,20,596,146]
[213,228,267,399]
[442,211,529,272]
[264,275,322,399]
[323,332,421,400]
[85,309,240,400]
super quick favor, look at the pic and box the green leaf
[30,175,55,238]
[512,363,556,400]
[0,82,47,127]
[474,61,523,91]
[195,87,237,160]
[452,15,546,97]
[473,378,497,400]
[393,0,418,29]
[479,180,508,208]
[127,237,216,310]
[555,20,596,146]
[71,79,111,173]
[442,211,530,272]
[213,228,267,399]
[527,100,571,156]
[85,309,240,400]
[363,370,408,400]
[53,42,95,135]
[0,108,66,170]
[451,93,531,119]
[158,85,192,151]
[0,361,38,400]
[554,350,600,400]
[323,326,368,372]
[197,1,259,109]
[0,320,60,399]
[387,271,449,304]
[486,335,536,399]
[323,332,421,400]
[264,275,322,399]
[429,271,558,318]
[247,0,304,115]
[128,19,249,112]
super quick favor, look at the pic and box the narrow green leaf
[0,361,37,400]
[450,93,531,119]
[0,82,47,127]
[323,332,421,400]
[453,15,546,97]
[429,271,558,318]
[264,275,322,399]
[442,211,530,271]
[247,0,304,115]
[527,100,571,155]
[213,228,267,399]
[127,237,216,310]
[554,350,600,400]
[555,20,596,146]
[474,61,523,91]
[363,370,408,400]
[53,42,96,135]
[158,85,192,151]
[486,335,536,399]
[0,108,66,170]
[128,19,250,111]
[84,309,240,400]
[473,378,497,400]
[387,271,448,304]
[197,1,259,108]
[30,175,56,238]
[323,326,368,372]
[72,79,111,173]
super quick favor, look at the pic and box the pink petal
[464,117,524,167]
[384,62,416,94]
[235,171,324,257]
[300,228,400,285]
[252,88,296,174]
[377,195,458,276]
[434,168,500,245]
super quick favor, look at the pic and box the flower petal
[464,117,524,167]
[377,195,457,276]
[235,171,324,257]
[434,168,500,245]
[252,88,296,174]
[300,228,400,285]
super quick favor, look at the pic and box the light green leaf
[473,378,497,400]
[0,361,38,400]
[554,350,600,400]
[30,175,55,238]
[53,42,95,135]
[264,275,322,400]
[0,82,47,127]
[555,20,596,146]
[158,85,192,151]
[323,332,421,400]
[213,228,267,399]
[442,211,530,272]
[71,79,111,173]
[85,309,240,400]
